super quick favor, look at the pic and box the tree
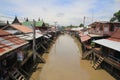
[79,23,84,27]
[110,10,120,22]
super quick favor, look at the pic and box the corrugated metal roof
[80,35,91,42]
[5,30,20,34]
[0,30,28,56]
[0,29,11,36]
[16,32,43,40]
[10,24,33,33]
[88,34,103,37]
[22,21,33,29]
[93,39,120,52]
[79,32,84,37]
[71,27,83,31]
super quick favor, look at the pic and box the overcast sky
[0,0,120,26]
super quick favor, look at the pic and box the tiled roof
[10,24,33,33]
[35,21,44,27]
[22,21,33,29]
[0,30,28,56]
[22,20,44,28]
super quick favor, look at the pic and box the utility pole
[33,19,36,64]
[54,21,57,28]
[54,21,57,37]
[83,16,85,27]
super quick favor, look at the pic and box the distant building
[92,28,120,79]
[22,18,33,29]
[0,29,28,80]
[88,21,120,36]
[22,18,50,33]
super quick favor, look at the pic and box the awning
[93,39,120,52]
[80,35,91,42]
[16,33,43,40]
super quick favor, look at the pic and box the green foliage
[110,10,120,22]
[110,17,116,22]
[79,23,84,27]
[67,24,77,28]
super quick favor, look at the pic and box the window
[104,27,108,32]
[100,26,103,31]
[109,24,114,31]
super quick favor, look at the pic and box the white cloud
[1,0,120,26]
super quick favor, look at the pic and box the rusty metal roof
[10,24,33,33]
[0,29,11,36]
[0,30,28,56]
[16,32,43,40]
[80,35,91,42]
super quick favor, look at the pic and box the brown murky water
[39,34,115,80]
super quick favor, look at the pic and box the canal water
[39,34,115,80]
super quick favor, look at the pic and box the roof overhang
[16,33,43,40]
[88,34,103,37]
[93,39,120,52]
[0,42,28,56]
[80,35,91,42]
